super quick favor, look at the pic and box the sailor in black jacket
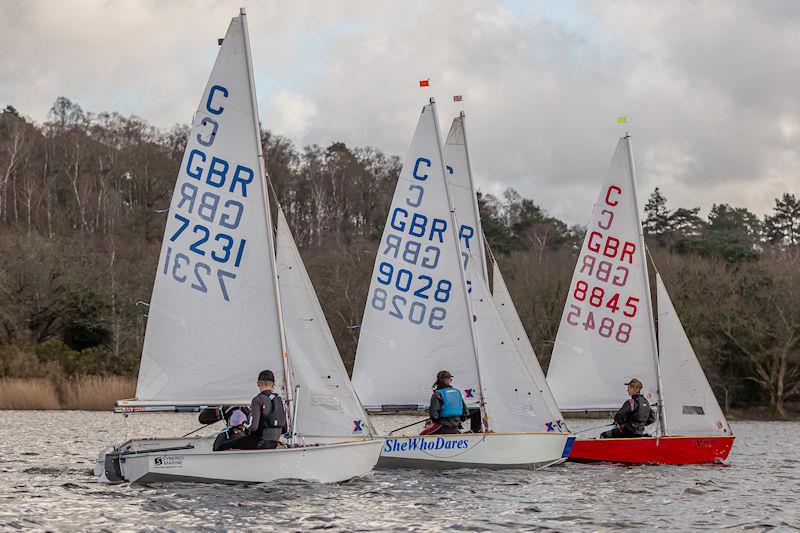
[601,378,656,438]
[238,369,288,450]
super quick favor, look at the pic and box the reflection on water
[0,411,798,531]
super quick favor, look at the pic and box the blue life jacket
[438,387,463,418]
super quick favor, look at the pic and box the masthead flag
[453,95,463,102]
[419,79,430,87]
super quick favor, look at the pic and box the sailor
[212,409,249,451]
[240,369,288,450]
[426,370,469,435]
[198,404,250,426]
[601,378,656,438]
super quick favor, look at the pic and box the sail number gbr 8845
[371,157,476,331]
[565,185,640,344]
[162,85,251,302]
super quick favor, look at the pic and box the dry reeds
[0,375,136,410]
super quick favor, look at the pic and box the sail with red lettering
[657,274,731,435]
[134,16,285,405]
[352,104,480,411]
[546,137,660,411]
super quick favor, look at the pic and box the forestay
[352,105,480,410]
[135,16,285,405]
[469,259,564,432]
[547,137,659,411]
[657,274,730,435]
[276,210,375,440]
[491,261,564,425]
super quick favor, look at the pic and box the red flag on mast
[419,79,430,87]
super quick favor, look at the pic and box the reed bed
[0,376,136,410]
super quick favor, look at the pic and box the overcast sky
[1,0,797,224]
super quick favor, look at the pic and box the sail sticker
[352,420,364,432]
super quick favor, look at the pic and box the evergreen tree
[644,187,671,243]
[764,193,800,246]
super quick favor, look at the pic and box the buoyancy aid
[259,391,287,432]
[625,394,653,435]
[438,387,464,418]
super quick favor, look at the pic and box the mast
[625,133,667,435]
[458,111,489,281]
[430,98,489,431]
[240,8,295,428]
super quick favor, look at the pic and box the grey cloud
[1,0,796,224]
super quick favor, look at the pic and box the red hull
[568,435,734,464]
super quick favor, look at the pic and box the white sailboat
[96,9,381,484]
[546,134,733,463]
[352,101,570,469]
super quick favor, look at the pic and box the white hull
[97,437,383,484]
[377,432,572,470]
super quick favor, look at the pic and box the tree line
[0,98,797,415]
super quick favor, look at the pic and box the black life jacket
[625,395,653,435]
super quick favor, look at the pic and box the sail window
[682,405,705,415]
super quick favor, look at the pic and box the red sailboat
[546,134,734,464]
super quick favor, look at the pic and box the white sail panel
[657,274,731,435]
[276,210,375,440]
[470,259,564,432]
[352,105,480,410]
[491,260,564,425]
[444,115,488,283]
[546,138,659,410]
[136,16,284,404]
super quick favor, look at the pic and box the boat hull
[377,432,571,470]
[98,437,383,484]
[568,435,734,464]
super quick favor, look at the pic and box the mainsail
[547,137,661,412]
[352,104,481,411]
[444,113,488,283]
[444,112,564,430]
[135,15,285,405]
[276,210,375,440]
[657,274,730,435]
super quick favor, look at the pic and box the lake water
[0,411,797,531]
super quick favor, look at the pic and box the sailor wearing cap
[600,378,656,438]
[426,370,470,435]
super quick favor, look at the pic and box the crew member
[212,409,249,451]
[240,370,288,449]
[601,378,656,438]
[427,370,469,435]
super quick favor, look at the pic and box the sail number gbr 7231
[161,84,252,302]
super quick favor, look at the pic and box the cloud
[0,0,796,224]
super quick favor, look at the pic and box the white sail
[444,113,564,430]
[491,260,565,426]
[469,258,564,432]
[276,210,375,440]
[444,114,488,283]
[547,137,660,411]
[135,15,284,405]
[657,274,731,435]
[352,104,481,410]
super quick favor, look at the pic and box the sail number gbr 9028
[370,156,474,330]
[162,85,251,302]
[564,184,640,344]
